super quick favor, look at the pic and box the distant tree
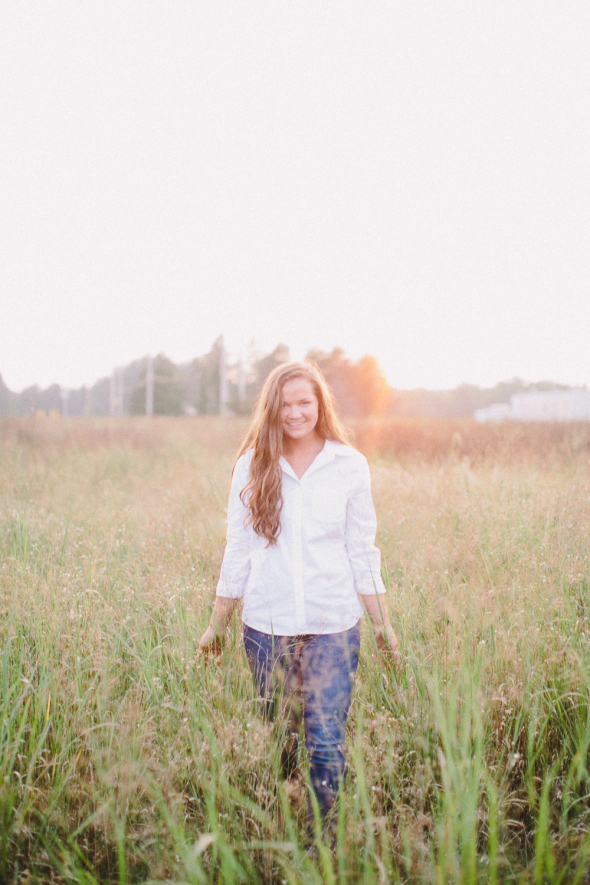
[129,354,183,415]
[14,384,63,416]
[222,343,291,414]
[249,344,290,403]
[306,348,393,418]
[0,374,16,415]
[178,357,204,415]
[390,377,576,418]
[307,348,355,414]
[175,337,224,415]
[349,355,392,418]
[17,385,42,415]
[89,377,111,416]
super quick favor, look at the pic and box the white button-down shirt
[216,440,386,636]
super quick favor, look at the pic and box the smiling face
[280,376,320,443]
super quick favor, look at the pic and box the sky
[1,2,589,393]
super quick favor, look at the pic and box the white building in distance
[475,389,590,423]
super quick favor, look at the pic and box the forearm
[359,593,400,662]
[359,593,391,630]
[209,596,238,634]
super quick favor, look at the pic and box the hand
[359,594,400,667]
[195,597,237,663]
[196,625,225,662]
[373,623,401,668]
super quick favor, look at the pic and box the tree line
[0,338,570,419]
[0,340,393,419]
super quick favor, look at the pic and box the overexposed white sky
[1,2,589,392]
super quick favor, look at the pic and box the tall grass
[1,416,590,882]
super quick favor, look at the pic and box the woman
[197,361,399,832]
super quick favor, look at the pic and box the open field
[1,416,590,884]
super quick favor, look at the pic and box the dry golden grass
[1,416,590,883]
[354,415,590,464]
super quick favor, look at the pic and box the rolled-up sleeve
[344,457,386,595]
[216,456,252,598]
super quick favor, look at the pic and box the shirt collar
[279,439,352,481]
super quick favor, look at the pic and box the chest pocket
[312,484,346,524]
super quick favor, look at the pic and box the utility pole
[237,358,246,411]
[219,337,228,417]
[109,372,116,416]
[117,367,125,416]
[60,388,70,417]
[145,355,154,417]
[110,368,125,416]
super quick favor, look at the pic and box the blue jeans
[243,621,361,825]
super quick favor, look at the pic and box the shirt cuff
[216,580,245,599]
[355,579,387,595]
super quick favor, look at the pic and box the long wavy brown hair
[236,361,352,545]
